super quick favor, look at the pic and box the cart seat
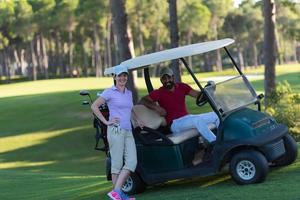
[167,129,199,144]
[132,104,167,129]
[167,123,216,144]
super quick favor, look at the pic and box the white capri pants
[107,126,137,174]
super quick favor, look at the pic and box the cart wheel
[230,150,268,184]
[122,173,146,195]
[273,134,298,167]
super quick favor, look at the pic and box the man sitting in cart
[140,67,219,144]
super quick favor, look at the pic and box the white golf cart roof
[104,38,234,75]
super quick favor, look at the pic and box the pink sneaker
[107,190,123,200]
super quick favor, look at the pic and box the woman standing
[91,66,137,200]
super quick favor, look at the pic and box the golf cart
[80,38,298,195]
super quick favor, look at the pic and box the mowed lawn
[0,64,299,200]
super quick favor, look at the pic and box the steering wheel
[196,92,208,107]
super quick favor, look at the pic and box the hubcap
[122,176,133,192]
[236,160,256,180]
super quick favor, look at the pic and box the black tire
[273,134,298,167]
[230,150,268,185]
[122,172,146,195]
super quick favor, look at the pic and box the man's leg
[171,112,218,143]
[192,112,219,142]
[194,112,220,127]
[170,115,194,132]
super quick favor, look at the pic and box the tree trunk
[264,0,277,106]
[252,43,258,68]
[83,43,88,77]
[111,0,138,104]
[48,36,54,75]
[203,52,213,72]
[293,40,298,63]
[113,32,119,66]
[93,25,102,77]
[20,49,26,75]
[136,0,145,56]
[297,44,300,63]
[91,40,95,71]
[30,40,38,81]
[103,37,108,71]
[214,23,223,72]
[168,0,181,82]
[216,48,223,71]
[68,31,73,77]
[35,33,42,76]
[127,27,138,82]
[54,32,63,77]
[275,28,281,65]
[136,0,144,77]
[258,48,263,66]
[2,48,11,83]
[283,39,288,63]
[153,29,162,77]
[237,46,245,71]
[0,50,3,78]
[13,49,22,75]
[25,44,31,77]
[187,30,193,70]
[106,16,112,68]
[13,48,26,76]
[40,34,49,79]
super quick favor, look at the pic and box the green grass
[0,64,299,200]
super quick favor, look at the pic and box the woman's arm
[91,97,118,126]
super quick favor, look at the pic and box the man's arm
[188,89,201,98]
[139,95,166,116]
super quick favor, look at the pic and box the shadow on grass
[0,127,107,175]
[0,90,102,138]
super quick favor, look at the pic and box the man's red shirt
[149,82,192,125]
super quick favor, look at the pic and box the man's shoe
[107,190,123,200]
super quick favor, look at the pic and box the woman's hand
[105,117,120,126]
